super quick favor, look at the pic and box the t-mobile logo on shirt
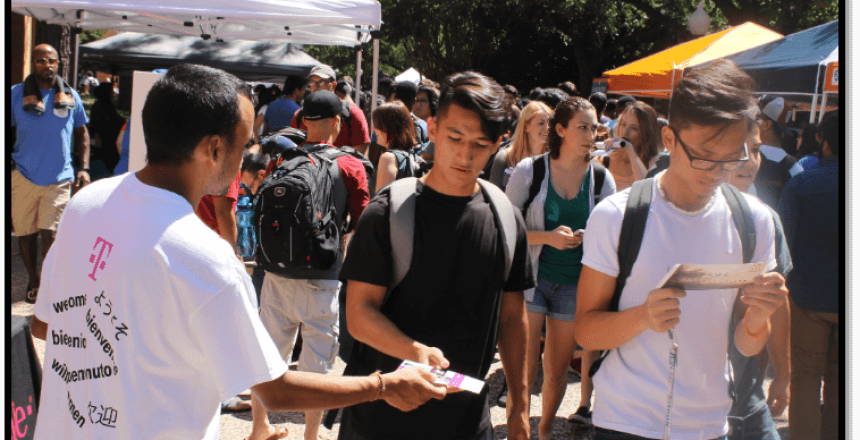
[89,237,113,281]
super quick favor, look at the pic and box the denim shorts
[526,278,578,321]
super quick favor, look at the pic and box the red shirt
[264,145,369,226]
[290,102,370,148]
[196,172,241,236]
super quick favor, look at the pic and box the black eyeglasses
[670,127,748,171]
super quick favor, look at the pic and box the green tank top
[537,167,590,285]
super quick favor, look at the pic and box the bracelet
[78,168,90,173]
[744,308,769,339]
[372,370,385,401]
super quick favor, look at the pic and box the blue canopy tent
[690,19,838,123]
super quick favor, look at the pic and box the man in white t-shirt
[575,59,789,440]
[29,63,446,440]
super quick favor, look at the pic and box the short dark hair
[241,151,271,174]
[819,110,839,156]
[372,101,416,151]
[378,77,396,98]
[797,124,819,159]
[531,88,569,110]
[437,71,511,142]
[418,85,439,117]
[669,59,758,132]
[394,81,419,110]
[605,99,617,114]
[589,92,607,114]
[558,81,578,97]
[335,80,354,99]
[142,64,251,165]
[503,84,519,98]
[283,75,307,96]
[547,97,595,161]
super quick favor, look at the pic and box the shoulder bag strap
[478,179,517,282]
[386,177,420,305]
[589,177,653,378]
[721,183,756,264]
[592,162,607,204]
[522,155,546,216]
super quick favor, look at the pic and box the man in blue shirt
[779,110,839,440]
[263,74,306,134]
[11,44,90,304]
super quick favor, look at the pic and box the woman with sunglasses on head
[505,97,616,438]
[488,101,553,190]
[597,101,661,191]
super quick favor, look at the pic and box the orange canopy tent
[603,22,782,99]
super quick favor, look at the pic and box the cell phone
[574,229,585,236]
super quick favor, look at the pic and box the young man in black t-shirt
[338,72,535,440]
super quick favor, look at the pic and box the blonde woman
[488,101,553,189]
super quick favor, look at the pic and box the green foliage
[307,0,838,96]
[79,30,107,45]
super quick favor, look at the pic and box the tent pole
[354,47,362,104]
[809,64,824,124]
[818,93,829,123]
[370,36,380,128]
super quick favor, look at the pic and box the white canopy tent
[394,67,423,85]
[12,0,383,109]
[13,0,384,172]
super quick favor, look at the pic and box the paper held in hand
[656,262,769,290]
[398,360,485,394]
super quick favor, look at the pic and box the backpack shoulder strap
[387,177,420,303]
[721,183,756,264]
[478,179,517,283]
[522,155,546,215]
[589,177,653,379]
[613,177,653,310]
[592,162,606,204]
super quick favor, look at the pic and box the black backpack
[253,146,348,273]
[390,149,430,180]
[521,155,607,216]
[588,178,756,378]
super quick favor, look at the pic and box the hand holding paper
[398,360,485,394]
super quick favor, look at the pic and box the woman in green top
[505,97,616,438]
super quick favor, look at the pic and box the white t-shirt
[257,104,269,137]
[33,173,288,440]
[582,175,776,440]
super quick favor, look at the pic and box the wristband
[372,370,385,401]
[744,308,769,339]
[79,168,90,174]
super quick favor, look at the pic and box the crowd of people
[12,42,839,440]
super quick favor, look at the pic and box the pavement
[9,233,790,439]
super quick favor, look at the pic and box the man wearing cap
[250,90,371,440]
[754,96,803,210]
[11,43,91,304]
[290,65,371,148]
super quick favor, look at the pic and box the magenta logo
[88,237,114,281]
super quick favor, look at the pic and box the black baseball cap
[302,91,341,121]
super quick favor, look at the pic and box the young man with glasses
[289,64,370,148]
[575,59,788,440]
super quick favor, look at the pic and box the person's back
[33,174,269,439]
[264,75,306,132]
[780,110,839,440]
